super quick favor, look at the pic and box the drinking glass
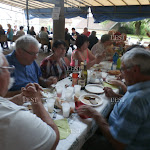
[100,72,108,81]
[65,92,73,102]
[47,99,55,113]
[74,85,81,97]
[62,102,70,118]
[56,86,63,98]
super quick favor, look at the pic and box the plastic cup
[62,102,70,118]
[101,72,108,81]
[66,87,74,93]
[69,101,75,110]
[65,92,73,102]
[56,86,63,98]
[74,85,81,97]
[47,99,55,113]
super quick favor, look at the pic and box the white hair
[121,48,150,75]
[15,35,39,52]
[0,49,4,67]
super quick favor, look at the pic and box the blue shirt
[109,81,150,150]
[6,51,42,91]
[7,28,13,41]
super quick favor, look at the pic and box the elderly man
[91,34,113,60]
[78,48,150,150]
[0,51,59,150]
[6,35,56,96]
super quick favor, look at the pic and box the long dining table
[45,73,119,150]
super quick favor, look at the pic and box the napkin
[103,82,118,89]
[54,119,71,140]
[75,101,91,119]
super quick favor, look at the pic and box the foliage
[120,19,150,36]
[118,24,135,34]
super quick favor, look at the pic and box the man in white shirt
[91,34,112,60]
[0,51,59,150]
[16,26,25,36]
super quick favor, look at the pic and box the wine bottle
[72,60,78,87]
[78,62,86,90]
[83,60,88,85]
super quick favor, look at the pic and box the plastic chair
[0,35,7,43]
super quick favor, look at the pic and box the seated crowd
[0,25,150,150]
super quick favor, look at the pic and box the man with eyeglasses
[0,51,59,150]
[77,48,150,150]
[6,35,57,97]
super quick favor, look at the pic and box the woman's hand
[45,76,58,87]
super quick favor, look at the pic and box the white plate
[85,84,104,94]
[79,94,103,106]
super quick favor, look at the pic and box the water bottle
[111,52,119,70]
[116,57,121,70]
[113,52,119,65]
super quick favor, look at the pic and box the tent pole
[26,0,29,33]
[87,7,89,28]
[53,0,65,42]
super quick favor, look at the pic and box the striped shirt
[109,80,150,150]
[40,55,67,80]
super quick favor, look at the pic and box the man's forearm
[93,113,126,150]
[32,101,59,149]
[8,93,24,105]
[39,77,47,88]
[5,90,21,98]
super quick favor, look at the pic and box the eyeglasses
[22,48,39,56]
[0,65,15,73]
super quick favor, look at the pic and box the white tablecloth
[51,77,118,150]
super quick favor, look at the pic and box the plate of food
[85,84,104,94]
[107,70,121,75]
[79,94,103,106]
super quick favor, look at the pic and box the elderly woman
[70,34,104,69]
[40,40,67,80]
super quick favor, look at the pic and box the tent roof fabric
[0,0,149,9]
[91,5,150,22]
[0,0,150,22]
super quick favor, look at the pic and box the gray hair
[15,35,39,51]
[121,48,150,75]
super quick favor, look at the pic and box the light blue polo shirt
[109,80,150,150]
[6,50,41,91]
